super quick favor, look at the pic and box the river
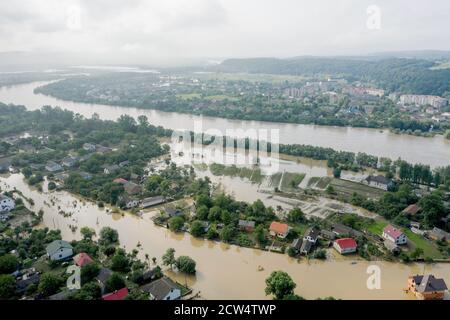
[1,174,449,300]
[0,81,449,168]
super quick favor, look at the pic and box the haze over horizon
[1,0,450,67]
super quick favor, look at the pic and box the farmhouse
[333,238,357,255]
[46,240,73,261]
[364,175,391,190]
[269,221,290,238]
[238,220,255,232]
[382,224,407,245]
[140,277,181,300]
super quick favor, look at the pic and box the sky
[0,0,449,65]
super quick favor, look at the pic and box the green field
[204,95,239,102]
[403,229,443,259]
[366,220,388,235]
[329,179,385,199]
[280,172,305,192]
[197,72,308,84]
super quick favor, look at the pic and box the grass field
[196,72,308,84]
[204,94,239,102]
[403,229,443,259]
[280,172,305,192]
[329,179,385,199]
[366,220,388,235]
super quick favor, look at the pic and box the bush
[190,220,205,237]
[106,273,126,292]
[168,216,184,232]
[175,256,196,274]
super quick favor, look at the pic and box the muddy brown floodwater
[1,174,449,300]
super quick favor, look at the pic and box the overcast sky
[1,0,449,65]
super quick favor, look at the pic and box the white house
[333,238,358,255]
[141,277,181,300]
[363,175,391,191]
[382,224,407,245]
[0,194,15,213]
[46,240,73,261]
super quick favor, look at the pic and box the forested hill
[216,57,450,96]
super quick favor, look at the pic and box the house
[16,272,40,294]
[363,175,391,191]
[290,238,302,253]
[303,228,319,244]
[402,204,421,215]
[102,287,129,300]
[269,221,290,238]
[49,289,78,300]
[407,274,448,300]
[120,196,140,209]
[119,160,130,167]
[62,156,78,167]
[73,252,94,267]
[320,229,336,240]
[45,161,63,173]
[141,267,162,284]
[124,181,142,195]
[427,227,450,244]
[141,196,166,208]
[96,268,113,294]
[331,223,363,238]
[82,143,96,152]
[96,145,113,154]
[382,224,407,245]
[103,164,120,175]
[46,240,73,261]
[0,194,15,213]
[333,238,357,255]
[238,220,255,232]
[299,240,312,255]
[165,208,183,218]
[113,178,128,185]
[140,277,181,300]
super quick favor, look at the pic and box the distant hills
[215,55,450,96]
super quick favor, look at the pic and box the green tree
[168,216,184,232]
[265,271,297,300]
[80,227,96,240]
[0,254,19,274]
[162,248,176,268]
[38,273,63,297]
[111,251,130,272]
[195,205,209,220]
[99,227,119,246]
[287,208,305,223]
[81,263,100,284]
[106,273,126,292]
[254,225,266,244]
[175,256,196,274]
[0,275,16,299]
[190,220,205,237]
[219,225,236,242]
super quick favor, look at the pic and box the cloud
[0,0,448,64]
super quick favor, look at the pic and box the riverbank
[1,81,450,167]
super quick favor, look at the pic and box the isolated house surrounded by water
[407,274,448,300]
[46,240,73,261]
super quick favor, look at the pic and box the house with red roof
[383,224,407,245]
[333,238,357,254]
[102,287,129,300]
[269,221,290,238]
[73,252,94,267]
[113,178,128,185]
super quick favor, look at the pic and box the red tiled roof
[402,204,420,215]
[113,178,128,184]
[269,221,289,234]
[384,224,404,239]
[102,287,129,300]
[73,252,94,267]
[334,238,357,250]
